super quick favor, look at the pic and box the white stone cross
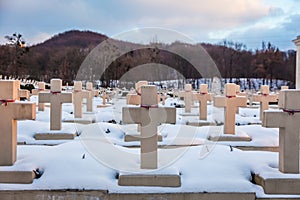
[179,84,194,113]
[122,85,176,169]
[263,89,300,173]
[253,85,278,120]
[85,82,94,112]
[126,81,148,105]
[214,83,247,134]
[39,79,73,130]
[0,80,36,165]
[73,81,90,118]
[32,82,49,111]
[194,84,212,120]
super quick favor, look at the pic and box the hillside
[0,30,296,86]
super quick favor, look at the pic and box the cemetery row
[1,77,299,196]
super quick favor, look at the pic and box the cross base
[254,174,300,194]
[63,117,95,124]
[0,171,36,184]
[186,120,216,127]
[34,133,76,140]
[208,128,252,142]
[124,134,163,142]
[118,174,181,187]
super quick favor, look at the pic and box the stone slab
[124,134,163,142]
[118,174,181,187]
[186,121,217,127]
[180,113,199,116]
[254,174,300,195]
[34,132,77,140]
[63,117,95,124]
[0,171,36,184]
[208,128,252,142]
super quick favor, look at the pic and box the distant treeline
[0,30,296,87]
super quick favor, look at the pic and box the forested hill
[0,30,296,85]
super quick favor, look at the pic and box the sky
[1,0,300,51]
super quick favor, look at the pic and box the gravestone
[63,81,94,124]
[253,85,278,120]
[293,36,300,89]
[126,81,148,105]
[179,84,193,113]
[186,84,216,126]
[120,85,180,187]
[73,81,90,118]
[281,86,289,90]
[32,82,49,111]
[0,80,36,183]
[124,81,162,142]
[16,80,30,100]
[35,79,76,140]
[258,89,300,194]
[211,76,222,95]
[85,82,94,112]
[213,83,249,141]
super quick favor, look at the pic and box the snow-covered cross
[214,83,247,134]
[73,81,90,118]
[122,85,176,169]
[32,82,49,111]
[193,84,212,120]
[263,89,300,173]
[0,80,36,165]
[39,79,72,130]
[253,85,278,120]
[179,84,194,113]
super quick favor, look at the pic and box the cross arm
[213,96,226,107]
[156,107,176,124]
[13,102,36,120]
[252,94,262,102]
[39,92,51,103]
[59,92,73,103]
[236,96,247,107]
[122,107,141,124]
[262,110,286,128]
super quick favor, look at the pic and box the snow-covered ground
[1,94,298,198]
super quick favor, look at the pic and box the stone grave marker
[85,82,94,112]
[211,76,222,95]
[35,79,76,140]
[63,81,94,124]
[126,81,148,105]
[120,85,180,187]
[179,84,193,113]
[258,89,300,194]
[0,80,36,183]
[32,82,49,111]
[253,85,278,121]
[213,83,249,141]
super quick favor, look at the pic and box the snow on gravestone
[213,83,249,140]
[32,82,49,111]
[263,89,300,173]
[253,85,278,121]
[0,80,36,166]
